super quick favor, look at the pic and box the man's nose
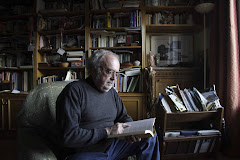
[110,73,117,80]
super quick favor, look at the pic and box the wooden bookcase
[0,0,206,139]
[156,104,224,160]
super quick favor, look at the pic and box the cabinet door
[7,99,25,130]
[120,93,146,120]
[0,99,7,130]
[154,68,202,98]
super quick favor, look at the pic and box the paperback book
[108,118,156,139]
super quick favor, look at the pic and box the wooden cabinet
[156,104,224,160]
[0,93,27,138]
[119,93,146,121]
[153,68,202,99]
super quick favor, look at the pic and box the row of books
[37,0,85,13]
[38,16,85,31]
[91,33,140,48]
[91,10,141,28]
[0,53,32,68]
[0,71,33,92]
[159,84,222,113]
[39,35,85,50]
[114,67,142,92]
[37,70,84,85]
[165,129,220,154]
[145,12,192,25]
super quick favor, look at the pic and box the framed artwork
[150,34,193,67]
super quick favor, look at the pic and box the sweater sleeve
[56,84,108,148]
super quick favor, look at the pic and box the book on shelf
[194,138,216,153]
[193,87,209,111]
[119,68,142,92]
[197,129,220,136]
[184,88,199,111]
[19,65,33,68]
[126,75,139,92]
[200,85,222,110]
[66,51,84,57]
[108,118,156,139]
[158,93,172,113]
[177,84,193,112]
[121,1,140,8]
[67,57,82,61]
[165,86,187,112]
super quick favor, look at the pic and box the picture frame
[150,34,193,67]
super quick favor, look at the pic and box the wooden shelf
[156,104,224,160]
[90,46,141,50]
[38,66,85,70]
[145,6,194,14]
[39,10,85,17]
[0,50,33,54]
[90,7,141,14]
[0,13,36,21]
[146,24,202,33]
[90,27,141,32]
[38,47,85,53]
[118,92,144,96]
[164,135,219,142]
[0,32,29,36]
[0,67,33,71]
[38,28,85,35]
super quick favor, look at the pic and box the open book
[108,118,156,139]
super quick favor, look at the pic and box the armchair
[17,81,70,160]
[16,81,136,160]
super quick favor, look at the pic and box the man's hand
[105,123,130,136]
[105,123,141,143]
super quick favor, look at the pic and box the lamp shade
[195,3,215,14]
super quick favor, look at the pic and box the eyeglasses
[102,67,119,78]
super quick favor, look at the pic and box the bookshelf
[156,104,224,160]
[0,0,35,141]
[144,0,204,101]
[34,0,86,86]
[0,13,34,92]
[85,0,146,119]
[0,0,206,140]
[32,0,148,120]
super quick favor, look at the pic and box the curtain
[209,0,240,157]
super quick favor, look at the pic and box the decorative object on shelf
[150,34,193,67]
[133,60,140,66]
[121,62,133,68]
[59,62,69,67]
[195,2,215,88]
[149,51,156,67]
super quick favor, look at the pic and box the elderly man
[56,49,160,160]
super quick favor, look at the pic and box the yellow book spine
[106,12,111,28]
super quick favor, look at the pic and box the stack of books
[158,84,222,113]
[114,68,142,93]
[66,51,84,67]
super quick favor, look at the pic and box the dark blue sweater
[56,77,133,154]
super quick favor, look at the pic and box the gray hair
[86,49,119,77]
